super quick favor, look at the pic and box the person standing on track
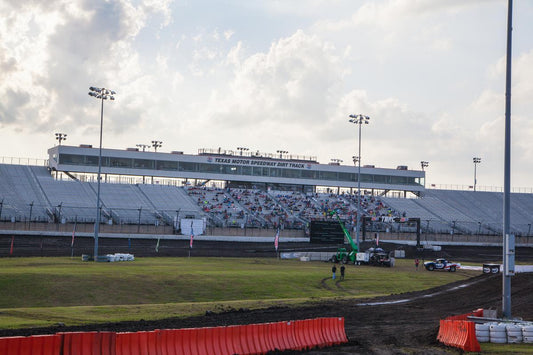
[332,265,337,280]
[340,265,345,280]
[415,258,420,271]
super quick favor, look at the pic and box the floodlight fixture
[152,140,163,152]
[237,147,249,156]
[55,132,67,145]
[277,150,288,159]
[136,144,150,152]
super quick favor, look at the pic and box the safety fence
[437,309,483,352]
[0,317,348,355]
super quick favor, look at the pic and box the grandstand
[0,144,532,238]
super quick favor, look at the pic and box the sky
[0,0,532,190]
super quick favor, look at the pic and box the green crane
[329,210,358,264]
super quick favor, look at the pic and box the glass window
[374,175,389,184]
[252,167,263,176]
[179,162,197,172]
[319,171,338,180]
[360,174,372,182]
[109,157,132,168]
[390,176,408,185]
[282,169,301,178]
[270,168,282,177]
[59,154,84,165]
[241,166,252,175]
[85,156,100,166]
[133,159,154,169]
[222,165,240,174]
[301,170,317,179]
[157,160,178,171]
[198,163,221,173]
[338,172,354,182]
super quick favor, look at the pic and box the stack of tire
[475,322,533,344]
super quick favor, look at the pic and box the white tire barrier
[476,336,490,343]
[474,322,533,344]
[474,324,490,343]
[489,323,507,344]
[490,336,507,344]
[506,325,523,343]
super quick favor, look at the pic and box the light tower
[88,86,116,261]
[348,114,370,252]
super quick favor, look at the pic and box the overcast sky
[1,0,532,190]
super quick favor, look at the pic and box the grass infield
[0,257,476,329]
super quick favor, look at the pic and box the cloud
[204,30,343,129]
[0,0,172,135]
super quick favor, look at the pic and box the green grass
[0,257,476,329]
[480,343,533,354]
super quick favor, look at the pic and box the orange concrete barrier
[61,332,98,355]
[437,319,480,352]
[320,317,336,346]
[116,331,158,355]
[0,334,61,355]
[332,317,348,345]
[0,316,348,355]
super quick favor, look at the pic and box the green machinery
[329,211,358,264]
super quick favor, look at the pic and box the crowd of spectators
[185,186,399,230]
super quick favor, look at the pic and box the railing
[428,183,533,194]
[0,157,48,166]
[198,148,317,163]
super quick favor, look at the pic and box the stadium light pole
[152,140,162,152]
[421,161,429,188]
[473,157,481,192]
[349,114,370,252]
[88,86,116,261]
[55,133,67,145]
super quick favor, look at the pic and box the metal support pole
[502,0,513,319]
[356,123,362,251]
[94,95,104,261]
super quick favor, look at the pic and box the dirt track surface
[3,272,533,354]
[2,237,533,354]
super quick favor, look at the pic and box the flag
[274,229,280,252]
[189,220,194,249]
[155,238,160,252]
[71,222,77,248]
[10,236,14,255]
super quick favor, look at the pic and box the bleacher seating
[1,163,533,236]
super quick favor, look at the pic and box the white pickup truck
[424,258,461,272]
